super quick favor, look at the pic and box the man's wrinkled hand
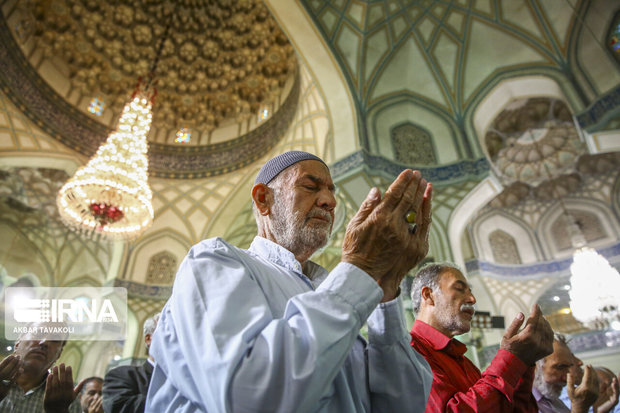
[44,363,85,413]
[569,365,599,413]
[342,169,432,301]
[500,304,554,366]
[0,354,20,400]
[595,376,619,413]
[87,395,104,413]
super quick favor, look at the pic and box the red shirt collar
[410,320,467,356]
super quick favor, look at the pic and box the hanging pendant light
[526,131,620,330]
[56,9,173,241]
[57,84,155,240]
[569,247,620,330]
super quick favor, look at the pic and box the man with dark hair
[80,377,103,413]
[0,323,83,412]
[534,334,600,413]
[147,151,434,412]
[409,262,554,412]
[103,313,159,413]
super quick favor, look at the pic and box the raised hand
[342,169,432,301]
[569,365,600,413]
[0,354,20,400]
[87,394,104,413]
[595,376,619,413]
[43,363,85,413]
[499,304,554,366]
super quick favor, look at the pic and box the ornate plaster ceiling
[0,0,300,178]
[485,98,585,185]
[298,0,615,151]
[0,167,111,286]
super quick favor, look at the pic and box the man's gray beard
[270,195,332,260]
[534,363,564,399]
[433,293,472,336]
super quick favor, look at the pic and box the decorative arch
[367,96,462,164]
[538,198,620,259]
[0,222,54,286]
[471,210,542,264]
[470,75,571,163]
[125,230,190,284]
[488,229,522,265]
[448,177,504,267]
[549,210,606,251]
[263,0,359,158]
[390,122,437,166]
[146,251,178,285]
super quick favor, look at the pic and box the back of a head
[143,312,161,338]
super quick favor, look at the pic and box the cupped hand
[500,304,554,366]
[0,354,20,400]
[569,365,600,413]
[44,363,85,413]
[88,395,104,413]
[342,169,433,301]
[595,376,619,413]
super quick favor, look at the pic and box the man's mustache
[307,210,333,225]
[460,303,476,315]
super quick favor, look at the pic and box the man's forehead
[86,380,102,390]
[291,160,333,182]
[439,268,468,285]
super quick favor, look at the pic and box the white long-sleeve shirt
[146,236,432,412]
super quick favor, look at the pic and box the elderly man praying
[146,150,434,413]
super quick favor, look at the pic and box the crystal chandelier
[57,87,154,240]
[526,130,620,330]
[56,12,173,241]
[565,216,620,330]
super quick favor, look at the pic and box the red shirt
[410,320,538,412]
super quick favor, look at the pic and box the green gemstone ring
[406,211,417,223]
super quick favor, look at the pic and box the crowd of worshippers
[0,151,619,413]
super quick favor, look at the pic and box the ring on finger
[405,210,417,223]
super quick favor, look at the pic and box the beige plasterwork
[265,0,359,159]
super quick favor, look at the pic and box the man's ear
[420,286,435,307]
[251,183,272,216]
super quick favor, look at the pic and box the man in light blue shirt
[146,151,434,412]
[533,334,599,413]
[559,364,620,413]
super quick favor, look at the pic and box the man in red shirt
[409,262,554,412]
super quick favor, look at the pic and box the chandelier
[56,86,154,240]
[525,130,620,330]
[56,12,173,241]
[565,216,620,330]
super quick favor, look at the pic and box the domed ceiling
[485,98,585,186]
[0,0,300,178]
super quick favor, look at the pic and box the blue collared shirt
[533,385,570,413]
[146,236,432,412]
